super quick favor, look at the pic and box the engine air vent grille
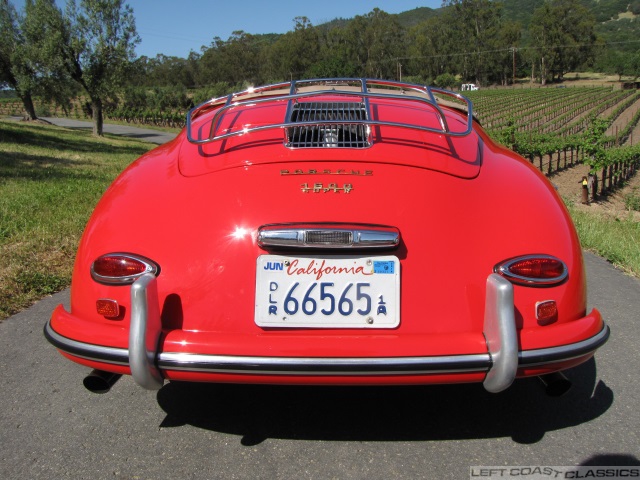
[286,102,370,148]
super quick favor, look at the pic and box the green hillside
[391,0,639,52]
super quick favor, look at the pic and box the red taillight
[495,255,568,286]
[91,253,159,285]
[94,256,147,277]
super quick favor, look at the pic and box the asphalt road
[1,253,638,479]
[9,116,177,145]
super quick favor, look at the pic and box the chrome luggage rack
[185,78,474,146]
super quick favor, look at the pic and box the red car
[45,79,609,396]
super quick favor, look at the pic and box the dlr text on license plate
[255,255,400,328]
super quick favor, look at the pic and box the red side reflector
[96,299,120,318]
[536,300,558,325]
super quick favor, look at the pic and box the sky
[10,0,443,58]
[105,0,442,59]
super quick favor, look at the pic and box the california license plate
[255,255,400,328]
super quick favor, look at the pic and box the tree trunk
[92,98,103,136]
[18,90,37,121]
[531,62,535,84]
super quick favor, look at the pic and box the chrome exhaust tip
[538,371,572,397]
[83,369,122,394]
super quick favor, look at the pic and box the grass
[567,202,640,277]
[624,187,640,212]
[0,119,153,320]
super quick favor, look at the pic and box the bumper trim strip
[44,321,129,366]
[156,352,492,375]
[519,324,610,367]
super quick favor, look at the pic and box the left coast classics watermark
[470,466,640,479]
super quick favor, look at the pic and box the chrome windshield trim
[157,352,492,376]
[258,224,400,249]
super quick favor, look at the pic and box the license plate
[255,255,400,328]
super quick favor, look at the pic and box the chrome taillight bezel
[90,253,160,285]
[494,255,568,287]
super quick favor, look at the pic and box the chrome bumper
[44,273,609,392]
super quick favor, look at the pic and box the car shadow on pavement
[156,358,613,445]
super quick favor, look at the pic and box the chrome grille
[305,230,353,246]
[286,102,370,148]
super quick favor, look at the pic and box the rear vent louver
[286,102,370,148]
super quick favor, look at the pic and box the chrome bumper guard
[129,273,164,390]
[483,274,518,393]
[45,273,609,392]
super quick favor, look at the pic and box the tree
[496,22,522,85]
[602,50,631,81]
[405,14,455,82]
[434,72,457,88]
[0,0,37,119]
[200,31,264,86]
[406,1,515,86]
[29,0,139,135]
[267,17,320,80]
[441,0,505,85]
[529,2,558,85]
[308,22,360,79]
[632,52,640,81]
[530,0,596,84]
[343,8,405,79]
[129,53,200,88]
